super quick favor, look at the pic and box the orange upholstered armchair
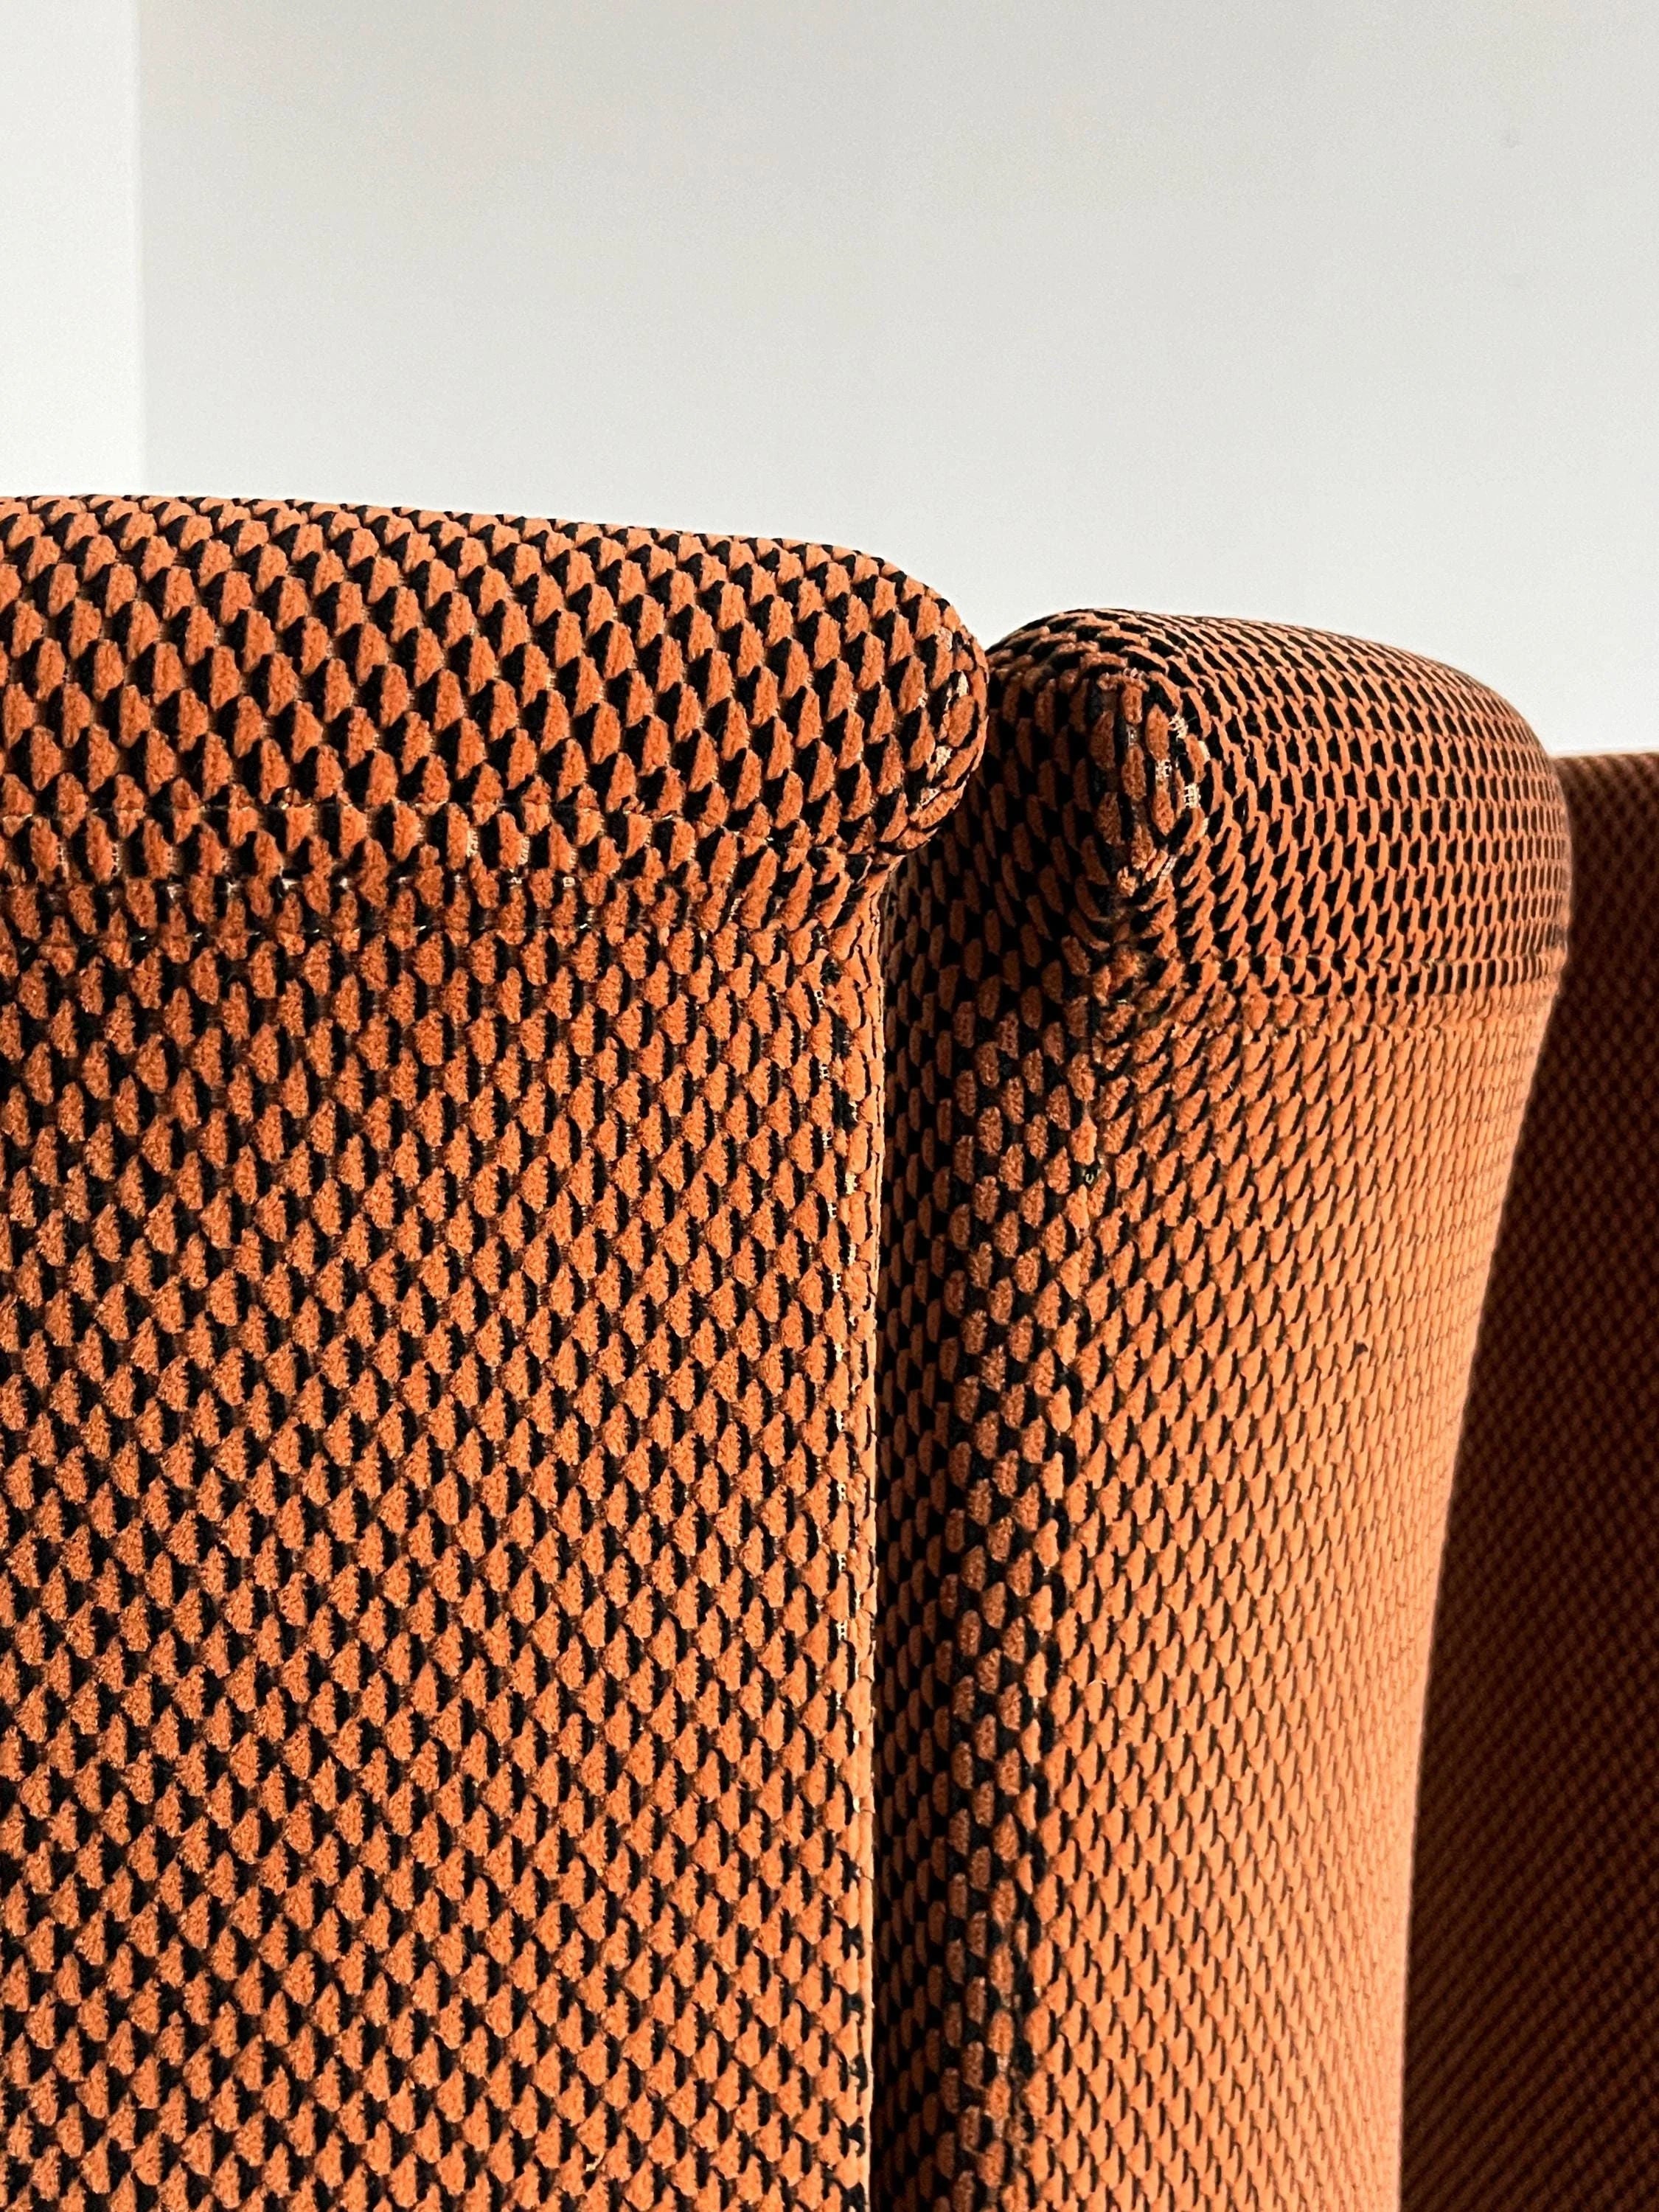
[873,611,1568,2211]
[0,494,986,2211]
[1407,751,1659,2211]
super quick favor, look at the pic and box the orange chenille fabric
[874,611,1570,2212]
[1405,753,1659,2211]
[0,495,986,2211]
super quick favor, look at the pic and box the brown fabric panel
[1405,751,1659,2211]
[0,496,987,2211]
[874,610,1569,2212]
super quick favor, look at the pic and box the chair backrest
[0,494,987,2211]
[875,609,1570,2211]
[1406,751,1659,2211]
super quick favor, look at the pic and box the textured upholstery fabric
[0,495,987,2211]
[1405,752,1659,2211]
[874,611,1570,2212]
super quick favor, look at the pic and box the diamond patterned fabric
[874,610,1570,2211]
[0,495,987,2211]
[1405,751,1659,2211]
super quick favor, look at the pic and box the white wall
[7,5,1657,751]
[0,0,142,492]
